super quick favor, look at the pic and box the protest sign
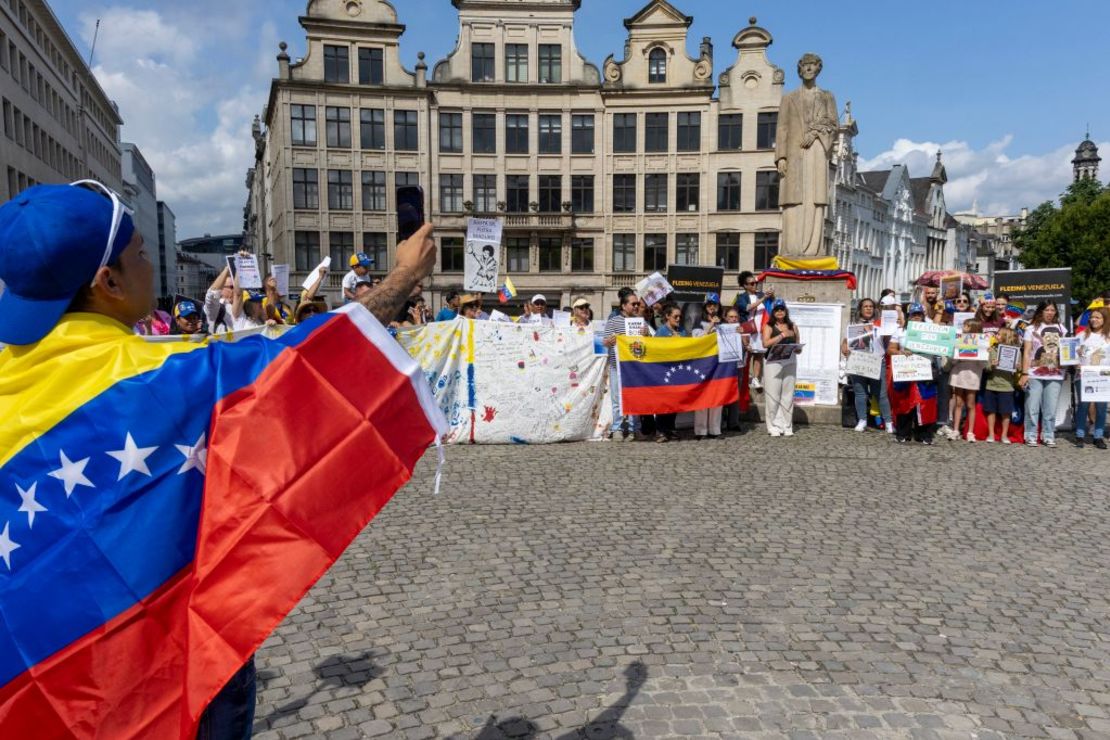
[879,310,898,336]
[624,316,646,336]
[552,310,571,328]
[666,265,724,303]
[955,333,989,361]
[635,272,674,306]
[1059,337,1081,366]
[715,325,743,363]
[904,321,955,357]
[301,256,331,291]
[994,267,1072,325]
[235,254,262,289]
[488,309,512,322]
[270,264,290,297]
[1079,366,1110,402]
[464,217,502,293]
[953,311,975,331]
[996,344,1020,373]
[793,381,817,406]
[846,350,883,380]
[846,323,875,353]
[890,354,935,382]
[939,274,961,303]
[765,343,803,362]
[789,302,842,406]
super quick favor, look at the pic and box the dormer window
[324,45,349,83]
[471,43,494,82]
[538,44,561,84]
[648,48,666,84]
[358,48,383,85]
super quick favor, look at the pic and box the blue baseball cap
[0,183,135,345]
[174,299,200,318]
[349,252,373,268]
[908,302,926,315]
[772,298,787,310]
[704,292,721,305]
[242,289,265,303]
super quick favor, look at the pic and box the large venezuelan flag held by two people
[0,303,446,737]
[616,334,739,414]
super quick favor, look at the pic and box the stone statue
[775,53,838,257]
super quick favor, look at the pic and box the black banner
[994,268,1072,324]
[665,265,724,303]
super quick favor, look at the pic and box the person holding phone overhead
[761,299,801,437]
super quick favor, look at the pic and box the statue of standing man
[775,53,838,257]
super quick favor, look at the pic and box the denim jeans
[196,657,256,740]
[850,366,892,425]
[1075,378,1108,439]
[1024,377,1063,443]
[608,365,639,435]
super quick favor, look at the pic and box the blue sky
[49,0,1110,238]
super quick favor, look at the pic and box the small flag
[498,277,517,304]
[1076,298,1104,330]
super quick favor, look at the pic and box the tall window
[439,174,464,212]
[393,110,418,151]
[677,112,700,152]
[357,48,383,84]
[644,173,667,212]
[359,108,384,149]
[645,112,668,152]
[327,170,353,210]
[506,175,529,212]
[505,113,529,154]
[538,44,561,83]
[325,107,350,148]
[648,48,667,83]
[676,173,699,212]
[613,234,636,272]
[717,172,741,211]
[613,113,636,153]
[644,234,667,271]
[538,237,561,271]
[754,232,779,270]
[290,104,316,146]
[538,175,561,212]
[571,114,594,154]
[715,233,740,270]
[613,174,636,213]
[571,238,594,272]
[439,112,462,153]
[538,114,561,154]
[294,231,320,271]
[329,231,354,267]
[363,232,387,270]
[755,171,780,211]
[473,174,496,212]
[718,113,742,150]
[441,237,464,271]
[292,168,318,209]
[361,171,386,211]
[757,112,778,149]
[323,45,349,83]
[506,237,529,272]
[675,234,698,265]
[505,43,528,82]
[472,112,496,153]
[571,175,594,213]
[471,43,494,82]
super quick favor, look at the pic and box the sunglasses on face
[745,281,757,286]
[575,305,590,310]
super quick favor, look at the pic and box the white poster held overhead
[301,256,331,291]
[879,310,899,336]
[235,254,263,289]
[464,217,502,293]
[270,264,290,297]
[846,350,883,380]
[788,302,843,406]
[635,272,674,306]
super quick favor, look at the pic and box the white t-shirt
[342,270,362,296]
[1079,331,1109,365]
[233,313,264,332]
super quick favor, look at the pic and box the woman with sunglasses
[736,271,772,390]
[653,302,687,442]
[570,298,593,329]
[761,299,802,437]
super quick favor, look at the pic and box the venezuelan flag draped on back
[0,303,446,737]
[616,334,739,415]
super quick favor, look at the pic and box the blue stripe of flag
[620,354,735,389]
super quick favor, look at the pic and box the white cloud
[858,136,1107,216]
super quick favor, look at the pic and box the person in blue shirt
[435,290,460,321]
[653,302,687,442]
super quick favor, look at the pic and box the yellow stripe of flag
[616,334,719,363]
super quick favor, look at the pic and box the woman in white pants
[761,299,802,436]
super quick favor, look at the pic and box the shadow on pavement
[255,651,385,728]
[475,660,647,740]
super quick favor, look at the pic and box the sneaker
[965,432,976,443]
[783,429,794,437]
[768,429,781,437]
[985,436,995,443]
[750,377,762,390]
[654,433,668,443]
[853,420,867,432]
[936,424,950,437]
[1073,437,1085,449]
[1025,440,1038,447]
[919,438,934,445]
[1043,439,1056,448]
[1001,438,1012,445]
[885,422,895,434]
[1094,438,1108,450]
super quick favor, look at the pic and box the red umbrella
[914,270,989,290]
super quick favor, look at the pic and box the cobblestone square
[252,427,1110,739]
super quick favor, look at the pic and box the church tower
[1072,129,1101,182]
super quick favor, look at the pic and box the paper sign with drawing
[464,217,502,293]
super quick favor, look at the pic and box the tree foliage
[1013,179,1110,306]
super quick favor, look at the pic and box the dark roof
[944,213,960,229]
[857,170,891,194]
[909,177,932,216]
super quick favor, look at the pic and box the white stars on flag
[175,433,207,475]
[0,522,19,571]
[106,433,158,480]
[16,482,46,528]
[48,450,95,497]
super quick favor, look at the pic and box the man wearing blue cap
[342,252,374,302]
[0,181,436,738]
[172,299,206,336]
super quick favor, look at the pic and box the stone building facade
[0,0,122,200]
[245,0,787,310]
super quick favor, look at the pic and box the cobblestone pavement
[252,426,1110,739]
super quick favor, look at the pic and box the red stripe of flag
[621,376,739,415]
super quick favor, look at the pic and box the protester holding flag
[736,271,771,388]
[1020,300,1069,447]
[722,306,747,431]
[603,289,646,441]
[1074,306,1109,448]
[761,299,801,437]
[652,303,688,442]
[888,304,940,444]
[0,181,443,739]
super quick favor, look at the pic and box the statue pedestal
[752,273,854,426]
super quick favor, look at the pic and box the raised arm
[300,265,327,304]
[358,223,435,326]
[208,265,230,295]
[230,274,244,320]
